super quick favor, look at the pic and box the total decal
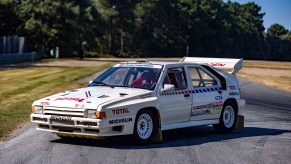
[192,101,223,116]
[112,108,130,115]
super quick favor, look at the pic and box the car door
[186,66,225,121]
[158,66,192,124]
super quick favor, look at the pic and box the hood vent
[119,93,128,96]
[98,95,110,98]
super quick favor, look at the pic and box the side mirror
[89,80,93,84]
[161,84,175,92]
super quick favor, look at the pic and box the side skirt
[161,119,219,131]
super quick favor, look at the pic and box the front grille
[51,119,75,125]
[43,107,85,117]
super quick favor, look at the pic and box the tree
[0,0,22,36]
[267,23,288,37]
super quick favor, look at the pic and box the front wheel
[213,101,237,133]
[133,109,157,145]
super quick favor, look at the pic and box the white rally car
[31,57,245,144]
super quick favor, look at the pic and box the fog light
[96,112,106,119]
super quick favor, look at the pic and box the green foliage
[1,0,291,60]
[267,23,288,37]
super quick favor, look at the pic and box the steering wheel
[141,83,151,89]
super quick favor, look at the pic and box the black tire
[213,101,237,133]
[133,109,157,145]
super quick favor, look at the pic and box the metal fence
[0,36,25,54]
[0,36,41,64]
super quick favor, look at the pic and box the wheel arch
[137,107,161,128]
[224,98,238,114]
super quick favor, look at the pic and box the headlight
[32,106,43,114]
[87,110,106,119]
[87,109,96,118]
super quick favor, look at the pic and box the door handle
[184,94,190,97]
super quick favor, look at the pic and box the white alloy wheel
[136,113,153,139]
[223,105,235,128]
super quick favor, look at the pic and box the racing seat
[132,71,156,88]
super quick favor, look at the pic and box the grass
[243,60,291,70]
[239,60,291,92]
[0,64,110,141]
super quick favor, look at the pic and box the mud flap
[235,115,244,129]
[153,127,163,143]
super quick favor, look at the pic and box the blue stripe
[88,91,91,96]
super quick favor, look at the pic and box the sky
[224,0,291,30]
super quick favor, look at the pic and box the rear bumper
[31,114,135,138]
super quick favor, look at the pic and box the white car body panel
[31,57,246,138]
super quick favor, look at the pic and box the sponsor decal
[60,93,70,96]
[160,87,222,96]
[215,95,222,100]
[229,92,239,96]
[192,101,223,115]
[119,64,153,67]
[69,89,79,92]
[109,117,133,124]
[140,93,153,99]
[55,97,85,102]
[50,115,72,121]
[203,63,226,67]
[78,121,97,126]
[112,108,129,115]
[229,86,236,90]
[191,109,211,116]
[75,104,85,108]
[41,102,49,106]
[85,91,92,98]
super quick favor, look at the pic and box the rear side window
[163,67,187,90]
[188,67,217,87]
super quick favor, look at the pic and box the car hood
[33,86,149,109]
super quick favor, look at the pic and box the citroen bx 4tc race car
[31,57,245,144]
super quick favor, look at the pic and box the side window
[163,67,187,90]
[188,67,217,87]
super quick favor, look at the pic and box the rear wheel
[213,101,237,133]
[133,109,157,145]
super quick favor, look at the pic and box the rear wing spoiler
[180,57,243,74]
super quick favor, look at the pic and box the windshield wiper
[92,81,114,88]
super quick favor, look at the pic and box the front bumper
[31,114,135,138]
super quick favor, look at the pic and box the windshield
[89,64,163,90]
